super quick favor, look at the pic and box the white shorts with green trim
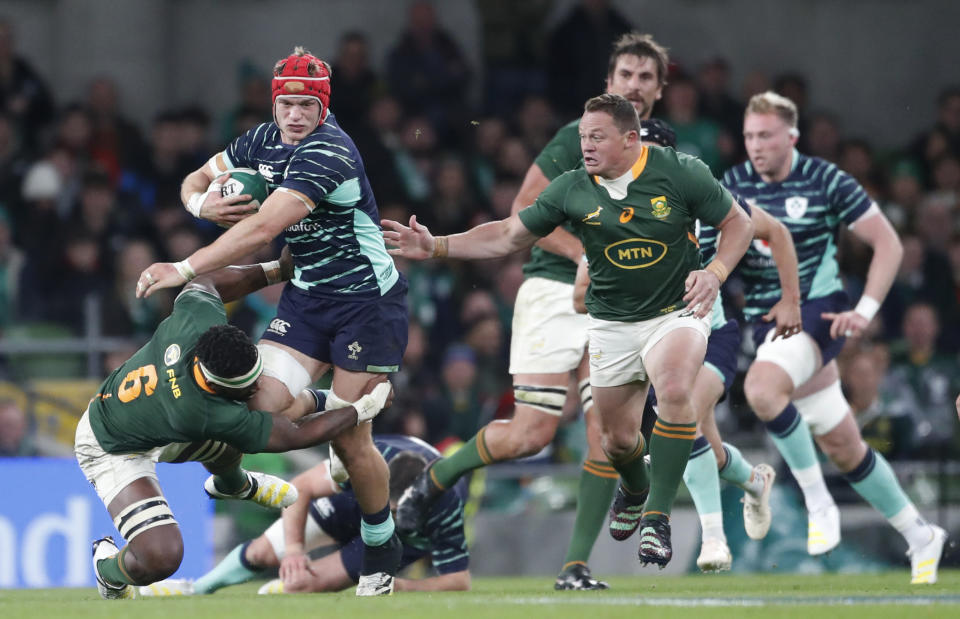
[587,307,711,388]
[509,277,588,375]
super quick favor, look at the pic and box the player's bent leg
[189,442,298,509]
[251,341,330,419]
[96,477,182,599]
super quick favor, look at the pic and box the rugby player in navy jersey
[135,47,408,595]
[725,91,946,583]
[140,435,469,597]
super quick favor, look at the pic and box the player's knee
[653,379,691,411]
[819,434,866,473]
[601,428,638,459]
[245,537,279,568]
[744,372,785,417]
[131,530,183,583]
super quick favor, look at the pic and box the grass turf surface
[1,571,958,619]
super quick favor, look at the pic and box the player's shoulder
[234,122,280,146]
[722,160,757,186]
[793,151,842,181]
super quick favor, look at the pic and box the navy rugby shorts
[751,290,849,367]
[260,278,408,373]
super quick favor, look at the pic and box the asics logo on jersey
[582,206,603,225]
[268,319,291,335]
[348,341,362,360]
[258,164,275,181]
[604,238,668,269]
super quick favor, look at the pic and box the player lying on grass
[141,434,470,596]
[77,252,393,600]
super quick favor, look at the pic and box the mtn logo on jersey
[785,196,808,219]
[582,206,603,225]
[604,238,668,269]
[651,195,670,220]
[268,319,291,335]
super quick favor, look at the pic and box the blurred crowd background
[0,0,958,477]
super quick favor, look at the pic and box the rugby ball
[215,168,269,210]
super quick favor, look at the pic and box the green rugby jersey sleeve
[678,154,734,227]
[517,174,573,237]
[198,402,273,454]
[172,288,228,329]
[533,120,581,181]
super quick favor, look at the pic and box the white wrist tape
[351,382,392,424]
[261,260,283,285]
[185,192,204,217]
[173,259,197,281]
[854,295,880,321]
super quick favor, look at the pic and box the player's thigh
[330,418,379,469]
[252,341,330,413]
[509,278,588,376]
[749,328,823,396]
[643,323,708,407]
[330,366,389,401]
[794,360,840,399]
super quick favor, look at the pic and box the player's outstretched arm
[510,163,583,263]
[395,570,471,592]
[752,208,802,339]
[262,382,392,452]
[684,199,753,317]
[573,257,590,314]
[279,463,333,585]
[175,246,294,303]
[822,211,903,339]
[137,191,307,298]
[382,213,539,261]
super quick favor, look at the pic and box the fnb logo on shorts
[604,238,668,269]
[268,319,291,335]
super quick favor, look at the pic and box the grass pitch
[1,571,958,619]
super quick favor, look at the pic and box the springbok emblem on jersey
[582,206,603,225]
[651,195,670,219]
[785,196,808,219]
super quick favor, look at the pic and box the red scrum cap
[272,46,331,124]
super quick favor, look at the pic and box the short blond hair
[746,91,798,128]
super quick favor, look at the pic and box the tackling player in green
[384,94,753,567]
[77,253,393,600]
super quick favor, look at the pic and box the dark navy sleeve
[279,135,360,212]
[822,161,872,225]
[424,492,469,574]
[223,124,270,170]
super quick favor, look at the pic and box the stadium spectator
[219,60,272,145]
[85,77,150,184]
[545,0,633,118]
[841,346,914,460]
[329,31,384,135]
[475,0,551,116]
[422,343,491,444]
[0,19,53,150]
[0,206,23,331]
[886,303,960,451]
[664,73,732,176]
[696,57,743,153]
[465,116,509,201]
[385,1,472,145]
[428,157,481,235]
[910,86,960,182]
[805,111,843,163]
[0,397,33,457]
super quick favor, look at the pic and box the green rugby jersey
[88,289,273,455]
[519,146,733,322]
[525,119,582,284]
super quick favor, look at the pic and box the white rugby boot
[807,504,841,555]
[204,470,298,509]
[908,525,948,584]
[743,463,776,540]
[92,537,136,600]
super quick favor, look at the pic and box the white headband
[199,352,263,390]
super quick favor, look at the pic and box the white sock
[792,464,834,512]
[889,504,933,551]
[700,512,726,543]
[741,469,765,497]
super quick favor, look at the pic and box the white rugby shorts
[509,277,588,375]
